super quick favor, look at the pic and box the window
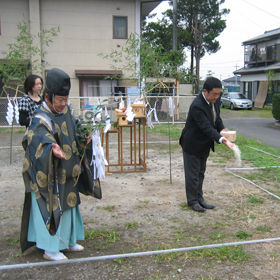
[257,43,266,62]
[276,44,280,61]
[80,79,117,108]
[245,45,257,63]
[113,16,127,39]
[80,79,117,98]
[244,82,252,100]
[267,45,275,61]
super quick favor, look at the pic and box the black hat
[45,68,71,96]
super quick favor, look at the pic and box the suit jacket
[179,92,225,158]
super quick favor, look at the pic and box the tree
[266,69,276,97]
[0,18,60,97]
[98,33,194,90]
[206,70,215,78]
[142,0,230,93]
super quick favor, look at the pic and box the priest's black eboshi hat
[45,68,71,96]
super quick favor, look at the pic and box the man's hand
[222,138,235,150]
[52,143,66,159]
[221,128,229,132]
[86,135,92,145]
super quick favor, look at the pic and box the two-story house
[222,76,240,93]
[234,28,280,108]
[0,0,162,120]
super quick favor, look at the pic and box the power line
[243,0,280,19]
[226,2,264,30]
[202,60,243,66]
[234,63,240,71]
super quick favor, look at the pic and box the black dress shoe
[191,203,206,212]
[199,201,215,209]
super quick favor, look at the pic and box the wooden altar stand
[101,116,146,173]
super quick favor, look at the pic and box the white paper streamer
[126,98,131,112]
[119,97,125,109]
[95,106,102,122]
[124,98,134,122]
[103,106,111,133]
[169,96,173,117]
[133,98,145,105]
[6,97,14,126]
[146,109,154,129]
[13,99,19,124]
[90,119,108,180]
[153,100,159,123]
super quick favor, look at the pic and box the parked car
[220,92,253,110]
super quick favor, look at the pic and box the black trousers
[183,150,208,205]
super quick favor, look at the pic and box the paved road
[223,117,280,150]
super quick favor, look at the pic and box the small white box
[220,131,236,142]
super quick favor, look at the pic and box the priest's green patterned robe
[20,103,101,253]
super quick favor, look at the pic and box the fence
[0,95,196,127]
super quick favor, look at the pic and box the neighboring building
[234,28,280,107]
[222,76,240,92]
[0,0,162,116]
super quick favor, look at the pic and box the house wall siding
[39,0,136,98]
[240,73,280,82]
[0,0,29,48]
[0,0,140,100]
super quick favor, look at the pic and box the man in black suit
[179,77,235,212]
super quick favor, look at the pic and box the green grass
[196,277,219,280]
[188,245,250,263]
[170,227,194,244]
[153,250,181,263]
[151,244,182,263]
[256,225,271,232]
[210,221,230,229]
[155,179,168,183]
[135,200,149,209]
[214,134,280,186]
[0,127,25,133]
[125,221,141,230]
[148,124,183,140]
[208,232,226,241]
[84,228,120,243]
[235,231,252,239]
[147,108,273,142]
[100,205,115,212]
[179,202,189,211]
[6,237,20,245]
[247,195,264,204]
[148,122,280,190]
[0,216,9,220]
[220,107,273,118]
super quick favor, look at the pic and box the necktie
[210,103,214,121]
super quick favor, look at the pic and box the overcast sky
[151,0,280,81]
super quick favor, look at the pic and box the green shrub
[272,94,280,120]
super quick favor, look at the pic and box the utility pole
[172,0,179,121]
[234,63,239,85]
[172,0,178,51]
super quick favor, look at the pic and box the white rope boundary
[1,238,280,271]
[225,145,280,200]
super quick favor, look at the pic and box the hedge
[272,94,280,121]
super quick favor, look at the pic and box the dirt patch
[1,125,280,280]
